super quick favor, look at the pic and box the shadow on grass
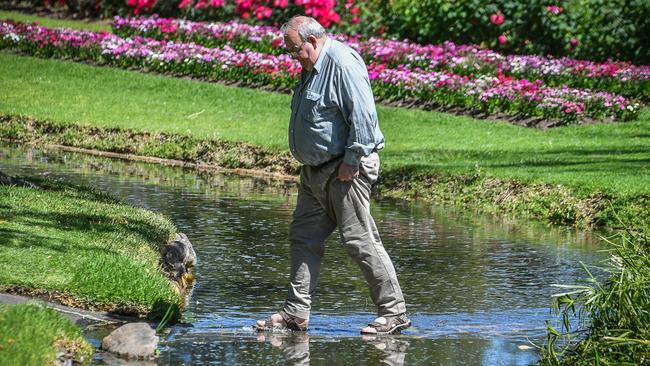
[384,145,650,177]
[23,175,122,204]
[7,209,169,249]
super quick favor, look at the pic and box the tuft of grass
[539,229,650,365]
[0,176,182,317]
[0,303,93,365]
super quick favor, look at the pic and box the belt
[309,155,343,170]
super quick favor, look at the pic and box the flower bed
[0,19,640,123]
[112,15,650,100]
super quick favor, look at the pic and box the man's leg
[284,170,336,320]
[328,153,407,317]
[257,166,335,330]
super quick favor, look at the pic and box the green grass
[0,303,93,365]
[0,10,111,32]
[0,52,648,197]
[0,177,182,316]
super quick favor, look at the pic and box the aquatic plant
[540,229,650,365]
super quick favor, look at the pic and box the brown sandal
[256,310,308,332]
[360,314,411,335]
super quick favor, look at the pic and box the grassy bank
[0,176,183,317]
[0,303,93,365]
[0,51,648,230]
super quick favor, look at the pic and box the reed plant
[540,228,650,365]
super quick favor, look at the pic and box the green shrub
[23,0,650,63]
[366,0,650,64]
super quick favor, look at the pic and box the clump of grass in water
[539,229,649,365]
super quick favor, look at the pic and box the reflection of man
[257,332,310,366]
[362,335,410,366]
[256,15,410,335]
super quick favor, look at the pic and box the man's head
[281,16,327,71]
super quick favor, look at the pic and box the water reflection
[257,333,311,366]
[1,144,608,365]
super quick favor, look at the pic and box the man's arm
[335,59,382,180]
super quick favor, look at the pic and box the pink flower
[570,38,579,48]
[490,11,505,26]
[546,6,564,15]
[178,0,193,9]
[498,34,507,45]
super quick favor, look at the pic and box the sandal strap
[368,316,390,328]
[367,314,408,331]
[278,310,308,331]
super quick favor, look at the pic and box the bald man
[256,15,410,335]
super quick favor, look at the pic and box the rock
[161,232,197,281]
[101,323,159,359]
[55,347,73,366]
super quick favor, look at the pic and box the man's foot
[360,314,411,335]
[256,310,308,332]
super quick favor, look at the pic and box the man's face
[284,29,317,71]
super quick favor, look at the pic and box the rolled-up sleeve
[336,60,382,166]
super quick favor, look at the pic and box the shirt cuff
[343,150,362,167]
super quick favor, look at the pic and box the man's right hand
[337,162,360,181]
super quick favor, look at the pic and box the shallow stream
[1,144,607,365]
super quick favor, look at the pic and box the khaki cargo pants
[283,153,407,320]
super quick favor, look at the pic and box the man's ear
[308,35,318,47]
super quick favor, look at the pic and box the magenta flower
[490,11,505,26]
[546,6,564,15]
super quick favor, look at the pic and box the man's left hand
[337,162,359,181]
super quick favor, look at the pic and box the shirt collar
[312,37,331,74]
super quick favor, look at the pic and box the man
[256,15,410,335]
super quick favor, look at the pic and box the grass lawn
[0,10,111,32]
[1,52,648,198]
[0,303,93,365]
[0,177,182,316]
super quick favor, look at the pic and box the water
[0,144,607,365]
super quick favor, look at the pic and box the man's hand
[337,162,359,181]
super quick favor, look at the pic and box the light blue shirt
[288,38,384,167]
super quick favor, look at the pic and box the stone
[161,232,197,280]
[101,322,159,359]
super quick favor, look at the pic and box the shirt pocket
[302,90,321,122]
